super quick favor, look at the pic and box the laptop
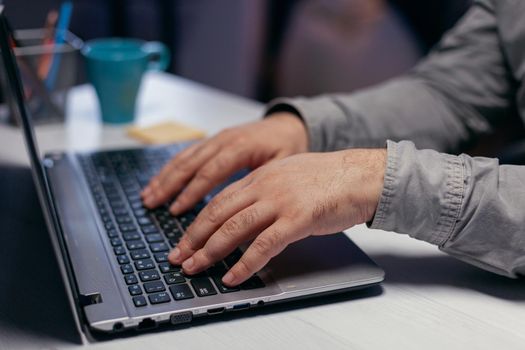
[0,7,384,333]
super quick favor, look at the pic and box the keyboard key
[125,274,138,285]
[164,272,185,285]
[131,201,144,210]
[107,228,119,238]
[110,237,123,247]
[150,242,169,253]
[119,224,136,232]
[106,193,121,202]
[117,255,130,265]
[158,262,180,274]
[114,245,126,255]
[240,275,265,290]
[120,264,134,274]
[129,284,142,296]
[130,249,150,260]
[212,276,240,293]
[169,284,194,300]
[164,227,182,239]
[224,249,243,268]
[148,292,170,304]
[126,240,146,250]
[145,233,163,243]
[170,237,183,247]
[116,216,132,224]
[105,222,115,230]
[113,208,129,216]
[137,217,153,226]
[111,201,126,210]
[142,225,159,234]
[191,277,217,297]
[139,269,160,282]
[154,252,169,263]
[122,231,141,241]
[134,208,147,217]
[144,280,166,293]
[134,259,155,270]
[127,194,141,203]
[207,262,228,277]
[133,295,147,307]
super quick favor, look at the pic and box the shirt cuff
[369,140,466,246]
[264,96,350,153]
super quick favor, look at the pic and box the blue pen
[45,1,73,90]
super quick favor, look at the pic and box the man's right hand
[141,112,309,215]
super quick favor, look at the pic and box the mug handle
[142,41,170,71]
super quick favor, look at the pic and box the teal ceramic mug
[82,38,170,124]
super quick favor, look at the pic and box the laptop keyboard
[79,146,265,308]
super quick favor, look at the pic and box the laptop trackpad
[264,233,384,294]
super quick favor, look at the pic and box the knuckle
[232,135,248,147]
[205,199,223,225]
[221,218,242,238]
[266,229,285,251]
[234,258,252,276]
[180,235,196,250]
[252,226,288,259]
[214,153,231,170]
[217,128,234,139]
[239,207,258,227]
[195,168,214,184]
[251,237,274,257]
[174,191,190,207]
[220,188,238,203]
[199,247,219,264]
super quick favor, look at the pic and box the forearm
[267,77,473,153]
[372,141,525,278]
[266,1,516,154]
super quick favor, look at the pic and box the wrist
[364,148,387,222]
[342,148,387,223]
[265,112,309,153]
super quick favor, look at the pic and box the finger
[141,142,201,197]
[222,219,294,286]
[143,143,220,208]
[180,202,275,275]
[168,177,254,264]
[169,147,252,215]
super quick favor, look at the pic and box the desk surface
[0,72,524,350]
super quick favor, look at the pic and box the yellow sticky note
[127,121,206,144]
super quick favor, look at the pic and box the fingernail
[170,201,181,214]
[143,196,154,207]
[141,187,151,197]
[169,247,181,261]
[182,257,194,270]
[222,271,235,285]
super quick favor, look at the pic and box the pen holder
[0,28,84,125]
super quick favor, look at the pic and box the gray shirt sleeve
[266,1,516,154]
[265,1,525,277]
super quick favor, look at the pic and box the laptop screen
[0,6,62,236]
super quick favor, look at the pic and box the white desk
[0,72,524,350]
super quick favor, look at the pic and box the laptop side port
[170,312,193,325]
[207,307,225,315]
[232,303,250,311]
[137,318,157,330]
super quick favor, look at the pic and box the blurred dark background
[4,0,472,102]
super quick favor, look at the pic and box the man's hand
[168,148,387,286]
[141,112,308,215]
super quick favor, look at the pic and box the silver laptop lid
[0,5,85,334]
